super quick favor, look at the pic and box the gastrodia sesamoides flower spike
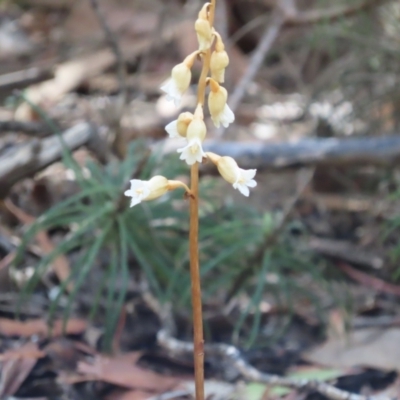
[208,78,234,128]
[195,3,213,52]
[177,105,207,165]
[160,52,197,108]
[124,176,191,207]
[206,152,257,196]
[165,112,194,139]
[210,32,229,83]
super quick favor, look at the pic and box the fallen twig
[157,329,391,400]
[0,122,98,197]
[308,237,384,270]
[0,120,54,137]
[88,0,127,109]
[226,8,285,120]
[337,262,400,297]
[202,135,400,169]
[0,66,53,92]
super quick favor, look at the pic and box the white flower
[160,53,197,108]
[208,80,235,128]
[160,76,186,108]
[124,180,151,207]
[232,168,257,197]
[206,153,257,197]
[177,138,206,165]
[214,103,235,128]
[165,120,179,138]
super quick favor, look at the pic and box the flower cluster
[125,1,257,207]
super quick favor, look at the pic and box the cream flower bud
[195,3,213,51]
[208,79,235,128]
[177,105,207,165]
[124,176,191,207]
[210,33,229,83]
[206,152,257,197]
[160,52,197,108]
[165,112,194,139]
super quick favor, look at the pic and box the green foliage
[15,139,334,349]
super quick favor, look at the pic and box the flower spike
[206,152,257,196]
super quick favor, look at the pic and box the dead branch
[202,135,400,169]
[307,237,384,270]
[226,9,285,120]
[157,329,390,400]
[88,0,127,109]
[0,120,54,137]
[0,66,53,93]
[286,0,387,26]
[0,122,99,197]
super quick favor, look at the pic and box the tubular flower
[124,176,191,207]
[208,78,234,128]
[195,3,213,51]
[160,52,197,107]
[210,33,229,83]
[206,152,257,197]
[177,106,207,165]
[165,112,194,139]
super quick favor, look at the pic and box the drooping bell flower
[124,176,191,207]
[208,78,234,128]
[177,105,207,165]
[160,52,197,107]
[206,152,257,196]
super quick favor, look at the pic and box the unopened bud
[195,3,213,51]
[210,33,229,83]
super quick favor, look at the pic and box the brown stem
[189,162,204,400]
[190,2,216,399]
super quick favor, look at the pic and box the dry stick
[88,0,128,158]
[157,329,391,400]
[224,9,285,130]
[189,2,217,399]
[88,0,127,106]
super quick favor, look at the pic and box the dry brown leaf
[0,342,44,397]
[77,352,180,392]
[305,327,400,371]
[0,318,87,338]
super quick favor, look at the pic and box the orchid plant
[124,1,257,398]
